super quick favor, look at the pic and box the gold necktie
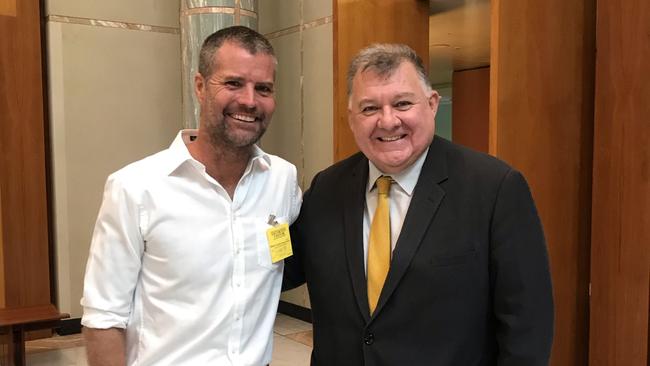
[367,176,392,315]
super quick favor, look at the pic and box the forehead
[351,62,422,99]
[211,42,276,80]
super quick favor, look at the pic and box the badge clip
[267,214,279,226]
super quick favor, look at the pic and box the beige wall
[46,0,182,317]
[259,0,334,309]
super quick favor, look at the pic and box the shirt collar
[166,129,271,175]
[367,147,430,196]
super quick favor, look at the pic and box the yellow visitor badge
[266,223,293,263]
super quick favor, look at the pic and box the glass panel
[184,0,236,9]
[240,0,257,12]
[239,15,258,30]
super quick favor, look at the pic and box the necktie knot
[376,176,392,196]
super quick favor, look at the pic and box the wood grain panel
[451,67,489,153]
[333,0,429,161]
[589,0,650,364]
[0,0,51,307]
[490,0,595,364]
[0,0,16,17]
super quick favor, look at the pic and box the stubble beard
[208,114,268,151]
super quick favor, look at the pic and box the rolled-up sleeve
[81,173,145,329]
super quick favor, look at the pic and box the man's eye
[394,101,413,110]
[256,85,274,95]
[225,80,242,88]
[361,106,378,114]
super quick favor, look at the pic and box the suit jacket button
[364,333,374,345]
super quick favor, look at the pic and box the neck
[187,133,253,198]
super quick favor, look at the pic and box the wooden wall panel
[0,0,16,17]
[333,0,429,161]
[589,0,650,364]
[490,0,595,364]
[451,67,489,153]
[0,0,51,307]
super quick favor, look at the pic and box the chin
[372,161,404,174]
[379,153,410,166]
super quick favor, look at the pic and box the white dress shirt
[363,148,429,271]
[81,130,302,366]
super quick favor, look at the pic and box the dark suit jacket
[284,136,554,366]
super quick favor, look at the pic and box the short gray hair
[198,26,276,78]
[347,43,431,97]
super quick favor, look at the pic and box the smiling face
[348,61,440,174]
[195,41,276,149]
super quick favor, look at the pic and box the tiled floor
[23,314,312,366]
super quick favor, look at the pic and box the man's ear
[194,73,205,102]
[428,91,441,117]
[347,105,353,128]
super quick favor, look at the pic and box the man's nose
[378,106,401,129]
[237,85,256,107]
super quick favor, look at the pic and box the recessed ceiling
[429,0,490,85]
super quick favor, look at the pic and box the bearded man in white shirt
[81,26,301,366]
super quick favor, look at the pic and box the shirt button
[363,332,374,345]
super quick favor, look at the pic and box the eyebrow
[220,75,274,86]
[356,92,417,106]
[221,75,244,81]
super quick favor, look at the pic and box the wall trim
[46,15,180,34]
[264,16,332,40]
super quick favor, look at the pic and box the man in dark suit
[283,43,554,365]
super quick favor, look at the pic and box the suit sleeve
[283,171,322,292]
[490,169,554,365]
[283,215,307,291]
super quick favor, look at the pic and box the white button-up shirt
[81,130,302,366]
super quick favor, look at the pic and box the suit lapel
[342,156,371,323]
[372,137,449,317]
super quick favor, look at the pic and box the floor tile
[284,330,313,347]
[27,333,85,354]
[270,333,311,366]
[273,313,313,336]
[26,346,88,366]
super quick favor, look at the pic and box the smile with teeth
[378,135,405,142]
[229,113,257,122]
